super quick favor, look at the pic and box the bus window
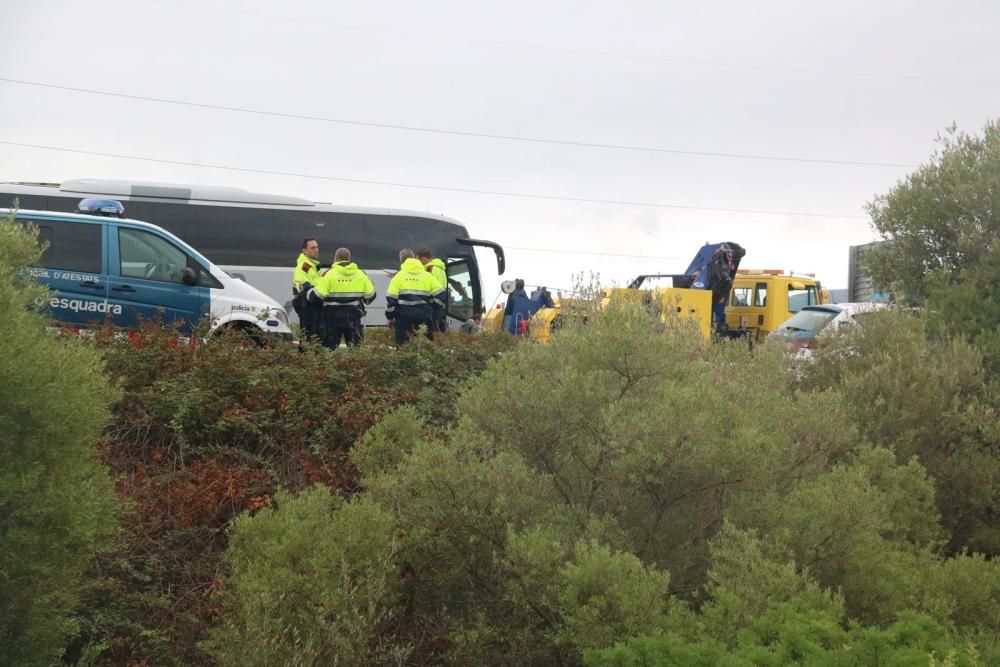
[270,210,369,268]
[199,207,276,266]
[149,202,197,249]
[446,258,475,322]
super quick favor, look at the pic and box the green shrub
[699,523,844,646]
[548,540,675,652]
[205,486,401,666]
[351,404,426,477]
[801,310,1000,555]
[585,612,984,666]
[455,301,855,589]
[727,446,941,625]
[360,436,557,663]
[0,213,120,665]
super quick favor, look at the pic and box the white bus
[0,179,506,327]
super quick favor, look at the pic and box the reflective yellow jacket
[292,253,321,294]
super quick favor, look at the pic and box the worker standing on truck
[707,242,745,332]
[310,247,376,348]
[293,238,323,340]
[417,248,448,333]
[386,248,445,345]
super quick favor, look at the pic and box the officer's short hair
[334,247,351,262]
[417,248,433,260]
[399,248,415,262]
[301,238,318,250]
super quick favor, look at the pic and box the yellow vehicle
[484,283,717,342]
[601,285,714,338]
[725,270,828,341]
[481,290,573,342]
[484,243,745,342]
[485,248,827,345]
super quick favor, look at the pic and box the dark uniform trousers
[431,305,448,333]
[394,305,434,345]
[293,291,324,340]
[323,307,363,348]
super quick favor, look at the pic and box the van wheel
[217,322,269,347]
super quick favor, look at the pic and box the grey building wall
[848,241,892,303]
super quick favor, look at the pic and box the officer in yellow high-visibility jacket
[310,247,376,348]
[292,238,323,339]
[386,248,446,345]
[417,248,448,333]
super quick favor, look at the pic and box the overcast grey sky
[2,0,998,303]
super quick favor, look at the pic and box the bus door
[445,257,477,325]
[107,225,211,332]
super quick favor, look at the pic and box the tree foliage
[800,310,1000,555]
[865,120,1000,368]
[866,120,1000,297]
[0,213,120,665]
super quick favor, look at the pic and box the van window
[34,220,102,273]
[754,282,768,307]
[119,228,192,284]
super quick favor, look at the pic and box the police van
[4,200,293,339]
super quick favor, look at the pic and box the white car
[768,302,889,351]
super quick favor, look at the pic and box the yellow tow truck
[483,246,827,344]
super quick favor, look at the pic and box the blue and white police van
[4,199,293,339]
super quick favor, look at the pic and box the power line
[0,140,868,220]
[0,77,915,169]
[149,0,1000,87]
[506,246,689,261]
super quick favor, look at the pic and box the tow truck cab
[725,270,827,341]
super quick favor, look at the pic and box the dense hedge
[67,325,515,664]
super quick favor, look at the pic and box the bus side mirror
[181,267,198,286]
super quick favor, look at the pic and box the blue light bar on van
[76,198,125,218]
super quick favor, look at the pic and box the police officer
[292,238,323,340]
[386,248,446,345]
[311,247,376,348]
[417,248,448,333]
